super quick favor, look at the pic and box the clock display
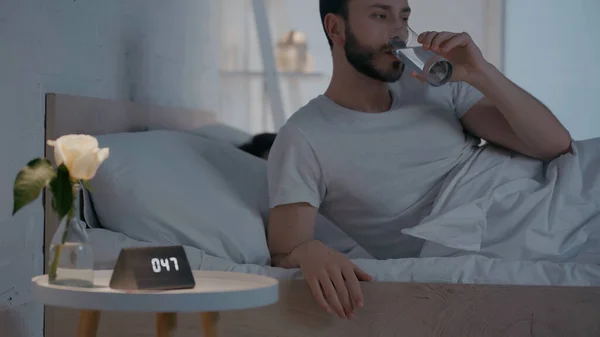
[109,246,196,290]
[151,257,180,273]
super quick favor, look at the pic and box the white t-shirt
[267,75,484,259]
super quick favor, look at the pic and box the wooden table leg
[200,312,220,337]
[156,313,177,337]
[77,310,100,337]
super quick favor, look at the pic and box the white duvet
[405,138,600,266]
[87,226,600,287]
[85,137,600,287]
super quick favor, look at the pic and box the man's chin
[382,75,403,83]
[347,58,404,83]
[376,61,405,83]
[379,69,404,83]
[391,65,405,82]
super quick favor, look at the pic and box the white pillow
[188,123,252,146]
[88,130,270,265]
[85,129,367,262]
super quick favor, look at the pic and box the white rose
[47,134,110,180]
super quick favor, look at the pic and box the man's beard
[344,28,404,83]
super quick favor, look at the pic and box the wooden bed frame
[43,93,600,337]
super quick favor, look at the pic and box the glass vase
[48,201,95,287]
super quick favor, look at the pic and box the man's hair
[238,133,277,159]
[320,0,350,48]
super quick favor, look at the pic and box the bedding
[186,123,252,146]
[84,225,600,286]
[87,130,271,265]
[80,128,600,287]
[83,129,367,263]
[404,138,600,265]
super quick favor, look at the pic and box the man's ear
[324,13,346,46]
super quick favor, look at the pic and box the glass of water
[387,26,453,87]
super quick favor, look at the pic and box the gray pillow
[188,123,252,146]
[82,129,365,262]
[87,130,270,265]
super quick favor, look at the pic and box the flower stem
[48,187,76,282]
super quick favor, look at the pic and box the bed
[43,93,600,337]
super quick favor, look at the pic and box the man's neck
[325,63,392,113]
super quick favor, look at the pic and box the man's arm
[462,63,572,161]
[418,31,572,161]
[268,202,317,268]
[266,124,323,267]
[266,124,371,319]
[267,202,371,319]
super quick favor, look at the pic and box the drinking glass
[387,26,453,87]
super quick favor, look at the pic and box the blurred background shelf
[219,70,328,79]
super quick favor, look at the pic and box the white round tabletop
[31,270,279,313]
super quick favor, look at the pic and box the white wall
[0,1,219,336]
[504,0,600,140]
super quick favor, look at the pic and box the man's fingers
[343,267,364,308]
[419,31,437,49]
[319,275,347,319]
[307,277,333,314]
[330,269,353,316]
[354,265,372,282]
[411,71,426,84]
[419,31,472,54]
[430,31,456,52]
[440,32,471,53]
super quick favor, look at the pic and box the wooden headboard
[43,93,217,270]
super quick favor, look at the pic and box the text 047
[151,257,179,273]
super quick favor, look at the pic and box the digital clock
[151,257,180,273]
[109,246,196,291]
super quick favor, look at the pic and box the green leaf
[49,164,74,219]
[13,158,56,215]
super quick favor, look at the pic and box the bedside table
[32,270,279,337]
